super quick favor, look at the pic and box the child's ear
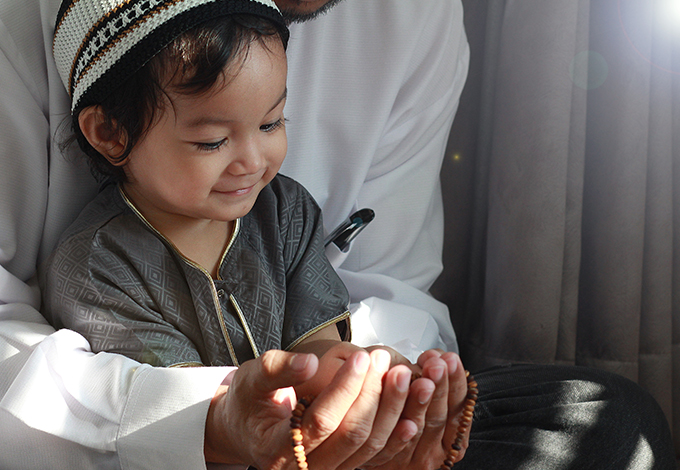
[78,106,128,165]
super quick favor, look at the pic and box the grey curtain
[433,0,680,458]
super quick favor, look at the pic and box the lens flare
[660,0,680,26]
[618,0,680,75]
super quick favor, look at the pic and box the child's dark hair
[71,14,285,182]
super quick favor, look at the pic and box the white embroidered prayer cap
[53,0,288,112]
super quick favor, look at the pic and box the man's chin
[276,0,345,24]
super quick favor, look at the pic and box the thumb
[207,352,320,466]
[249,350,320,396]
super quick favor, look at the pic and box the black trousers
[457,364,676,469]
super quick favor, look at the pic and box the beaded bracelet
[290,371,478,470]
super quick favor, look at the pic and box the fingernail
[372,349,390,372]
[353,351,370,373]
[443,353,461,376]
[418,386,434,404]
[400,420,418,442]
[396,370,410,392]
[290,353,310,372]
[429,365,444,383]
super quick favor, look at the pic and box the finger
[364,375,435,467]
[441,353,474,463]
[364,345,418,372]
[225,351,319,423]
[410,356,449,467]
[294,342,364,398]
[421,356,449,431]
[416,348,444,369]
[208,352,319,468]
[299,350,371,450]
[306,349,390,470]
[340,364,413,469]
[223,351,320,449]
[246,350,320,397]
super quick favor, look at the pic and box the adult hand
[303,351,416,470]
[360,350,472,469]
[204,350,317,467]
[204,348,416,469]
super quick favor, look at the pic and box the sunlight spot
[625,435,655,470]
[0,341,19,362]
[659,0,680,30]
[0,322,50,361]
[519,381,607,469]
[618,0,680,74]
[657,0,680,44]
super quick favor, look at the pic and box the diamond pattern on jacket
[41,175,350,368]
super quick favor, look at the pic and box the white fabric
[284,0,468,361]
[0,0,468,468]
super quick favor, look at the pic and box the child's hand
[293,341,366,398]
[364,345,421,376]
[294,343,422,399]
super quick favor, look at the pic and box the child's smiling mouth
[213,184,256,196]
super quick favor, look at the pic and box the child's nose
[227,140,264,175]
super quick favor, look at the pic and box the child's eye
[194,138,227,152]
[260,118,286,133]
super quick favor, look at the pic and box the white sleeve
[284,0,469,362]
[0,328,232,469]
[0,4,233,468]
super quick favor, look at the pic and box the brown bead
[300,396,312,406]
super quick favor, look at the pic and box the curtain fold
[434,0,680,458]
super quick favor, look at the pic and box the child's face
[122,37,287,227]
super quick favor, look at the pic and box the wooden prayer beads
[290,371,478,470]
[439,371,478,470]
[290,396,312,469]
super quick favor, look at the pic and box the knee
[569,366,675,469]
